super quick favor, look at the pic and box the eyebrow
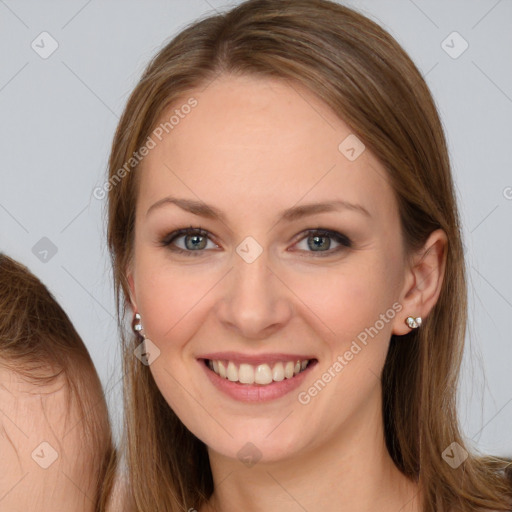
[145,196,371,222]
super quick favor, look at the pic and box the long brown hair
[105,1,512,510]
[0,253,116,512]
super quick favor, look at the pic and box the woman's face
[128,74,411,463]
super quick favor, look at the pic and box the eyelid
[160,226,219,251]
[293,228,351,247]
[160,226,352,256]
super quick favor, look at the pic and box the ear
[125,265,138,312]
[392,229,447,336]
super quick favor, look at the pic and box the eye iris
[308,234,330,251]
[185,233,207,250]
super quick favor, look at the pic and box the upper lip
[198,352,316,365]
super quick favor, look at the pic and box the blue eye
[294,229,352,256]
[160,227,352,257]
[160,226,216,255]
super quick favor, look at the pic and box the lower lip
[200,359,316,402]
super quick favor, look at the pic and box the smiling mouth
[203,358,317,385]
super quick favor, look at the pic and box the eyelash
[159,225,352,258]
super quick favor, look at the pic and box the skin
[0,365,99,511]
[127,74,447,512]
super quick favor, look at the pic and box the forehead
[137,74,395,222]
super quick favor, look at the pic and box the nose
[214,247,293,340]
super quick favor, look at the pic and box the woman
[105,0,512,510]
[0,254,116,511]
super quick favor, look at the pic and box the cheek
[286,259,398,346]
[133,252,218,353]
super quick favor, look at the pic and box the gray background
[1,0,511,455]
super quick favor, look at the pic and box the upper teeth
[208,359,310,385]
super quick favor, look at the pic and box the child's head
[0,253,115,511]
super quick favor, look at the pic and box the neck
[201,390,422,512]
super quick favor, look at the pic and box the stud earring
[405,316,422,329]
[133,313,144,337]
